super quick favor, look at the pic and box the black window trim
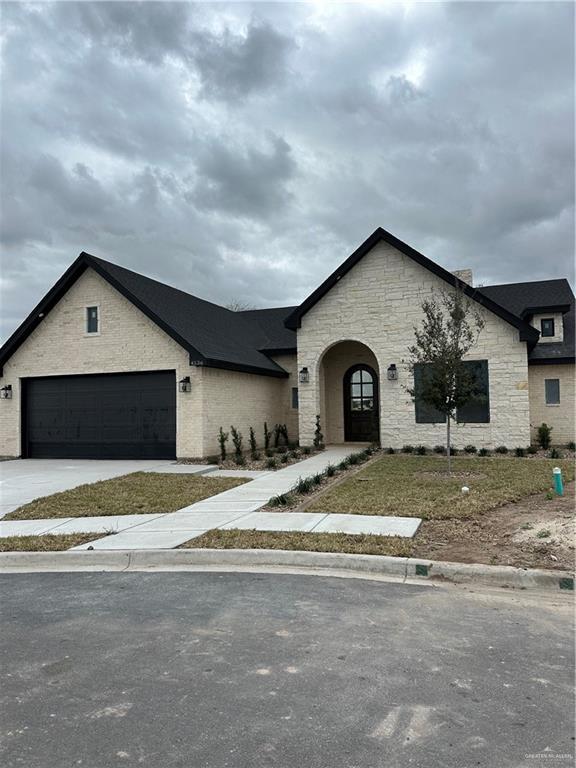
[544,378,560,405]
[540,318,555,338]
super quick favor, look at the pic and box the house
[0,228,574,459]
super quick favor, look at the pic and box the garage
[23,371,176,459]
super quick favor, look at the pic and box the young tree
[405,287,485,473]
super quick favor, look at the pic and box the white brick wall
[296,241,531,449]
[528,364,575,444]
[0,269,203,457]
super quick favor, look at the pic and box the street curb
[0,548,573,591]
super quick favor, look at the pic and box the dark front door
[23,371,176,459]
[343,364,379,442]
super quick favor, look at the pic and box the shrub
[338,457,351,470]
[303,446,312,455]
[281,453,289,464]
[549,448,562,459]
[415,445,427,455]
[433,445,445,454]
[264,422,272,451]
[325,464,337,477]
[567,441,576,451]
[288,441,299,450]
[234,455,246,466]
[450,446,458,456]
[266,457,278,470]
[295,476,314,494]
[313,414,324,449]
[252,451,261,461]
[230,426,243,460]
[495,446,508,454]
[402,445,414,454]
[273,423,281,448]
[312,473,324,485]
[537,423,552,450]
[265,449,274,458]
[276,445,288,454]
[478,448,489,457]
[527,445,538,455]
[514,447,526,458]
[536,528,551,539]
[348,453,360,465]
[249,427,257,459]
[464,445,477,454]
[218,427,229,463]
[545,491,554,500]
[289,450,301,460]
[269,492,292,507]
[386,447,395,454]
[206,454,220,464]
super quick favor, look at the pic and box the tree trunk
[446,415,451,474]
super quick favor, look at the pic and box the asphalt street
[1,571,573,768]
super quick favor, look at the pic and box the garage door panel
[25,372,176,459]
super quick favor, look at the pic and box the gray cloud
[0,1,573,343]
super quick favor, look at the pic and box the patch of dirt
[413,482,575,571]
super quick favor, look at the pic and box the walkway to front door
[343,364,379,442]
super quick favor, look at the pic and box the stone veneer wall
[0,269,204,458]
[296,241,531,449]
[528,364,575,445]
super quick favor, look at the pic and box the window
[545,379,560,405]
[349,367,375,412]
[541,318,555,337]
[414,360,490,424]
[86,306,99,334]
[291,387,299,409]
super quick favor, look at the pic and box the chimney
[452,269,473,286]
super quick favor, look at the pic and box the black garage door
[23,372,176,459]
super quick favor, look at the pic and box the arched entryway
[317,340,380,444]
[343,364,379,442]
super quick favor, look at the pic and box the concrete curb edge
[0,548,573,591]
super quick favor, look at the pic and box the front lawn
[5,472,247,520]
[181,529,413,557]
[306,455,575,520]
[0,533,103,551]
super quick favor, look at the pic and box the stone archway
[318,340,380,444]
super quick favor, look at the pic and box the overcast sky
[1,1,574,342]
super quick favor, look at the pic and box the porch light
[387,364,398,381]
[299,367,309,383]
[178,376,191,393]
[0,384,12,399]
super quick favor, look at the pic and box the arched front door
[343,364,379,442]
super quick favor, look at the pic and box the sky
[1,1,574,342]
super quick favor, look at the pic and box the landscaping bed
[180,445,326,472]
[0,533,103,551]
[4,472,247,520]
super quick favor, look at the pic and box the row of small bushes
[268,446,377,506]
[216,422,291,465]
[390,444,568,459]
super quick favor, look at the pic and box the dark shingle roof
[478,279,575,362]
[238,307,297,353]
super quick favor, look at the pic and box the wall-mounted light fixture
[178,376,191,393]
[0,384,13,399]
[299,367,309,383]
[387,364,398,381]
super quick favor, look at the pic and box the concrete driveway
[0,459,176,518]
[0,571,572,768]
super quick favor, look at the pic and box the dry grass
[306,455,576,520]
[0,533,102,551]
[5,472,247,520]
[180,528,413,557]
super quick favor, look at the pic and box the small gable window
[545,379,560,405]
[541,318,555,337]
[86,306,99,334]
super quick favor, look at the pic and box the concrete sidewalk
[2,447,422,549]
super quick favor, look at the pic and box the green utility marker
[553,467,564,496]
